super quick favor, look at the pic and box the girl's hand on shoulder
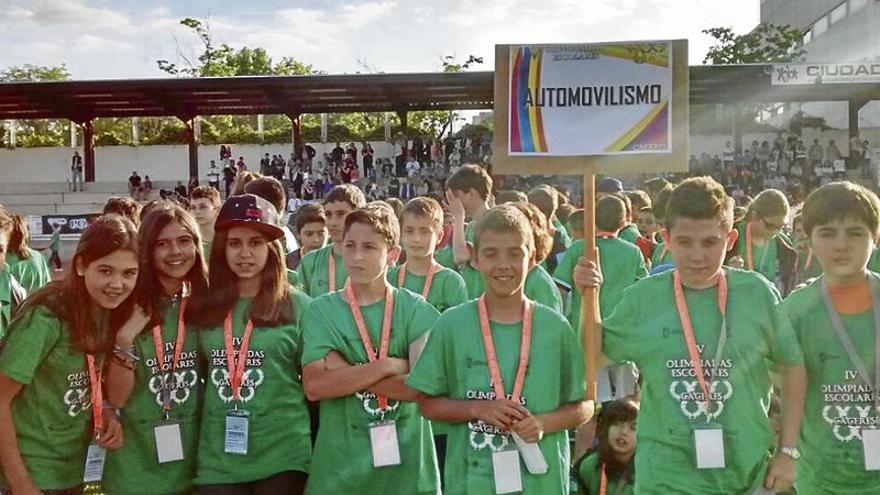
[116,306,151,345]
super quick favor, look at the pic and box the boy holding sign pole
[408,205,593,494]
[574,177,806,494]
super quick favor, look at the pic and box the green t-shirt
[868,248,880,274]
[0,269,21,340]
[736,224,781,284]
[387,264,468,313]
[553,218,572,249]
[297,244,347,297]
[650,241,673,269]
[781,275,880,494]
[796,249,823,283]
[6,248,52,295]
[575,451,635,495]
[104,298,203,495]
[0,304,105,490]
[602,269,803,494]
[301,287,441,494]
[435,222,475,269]
[49,230,62,252]
[618,224,640,246]
[406,301,585,495]
[194,291,313,485]
[460,263,564,314]
[287,268,303,290]
[554,237,647,333]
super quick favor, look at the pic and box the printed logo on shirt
[821,373,879,442]
[145,346,199,407]
[209,343,266,403]
[464,388,527,452]
[666,352,734,421]
[63,370,92,418]
[355,390,400,416]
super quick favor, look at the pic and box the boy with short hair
[555,196,646,401]
[407,205,592,494]
[781,181,880,493]
[301,202,441,494]
[287,203,328,271]
[189,185,221,252]
[574,176,806,494]
[387,197,467,313]
[297,184,366,296]
[436,164,492,268]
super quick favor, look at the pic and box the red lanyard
[86,354,103,438]
[345,281,395,410]
[223,313,254,404]
[476,295,534,404]
[672,269,728,413]
[745,222,755,270]
[804,250,813,272]
[397,261,439,299]
[152,298,187,413]
[600,464,608,495]
[596,231,617,238]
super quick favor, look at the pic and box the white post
[131,117,139,145]
[70,121,77,147]
[257,114,264,139]
[8,120,16,148]
[320,113,328,143]
[384,112,391,142]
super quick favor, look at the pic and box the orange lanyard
[223,313,254,404]
[345,281,395,410]
[86,354,103,438]
[672,269,728,413]
[745,222,755,270]
[152,298,187,414]
[476,295,534,403]
[396,261,439,299]
[658,244,669,263]
[804,250,813,272]
[329,252,337,292]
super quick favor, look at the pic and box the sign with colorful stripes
[508,41,673,156]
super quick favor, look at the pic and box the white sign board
[771,63,880,85]
[507,41,673,156]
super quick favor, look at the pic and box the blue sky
[0,0,760,80]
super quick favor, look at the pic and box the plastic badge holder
[511,432,548,475]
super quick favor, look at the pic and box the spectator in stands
[174,181,188,198]
[362,142,374,179]
[236,156,247,173]
[70,150,84,192]
[260,153,271,175]
[331,142,344,165]
[142,175,153,199]
[207,160,221,191]
[128,171,142,200]
[222,162,236,198]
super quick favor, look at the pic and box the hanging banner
[494,40,688,174]
[508,41,673,156]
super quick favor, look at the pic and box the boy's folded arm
[302,352,404,401]
[418,395,479,424]
[370,375,420,402]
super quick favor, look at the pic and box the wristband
[113,344,140,362]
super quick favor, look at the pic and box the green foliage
[0,64,71,82]
[1,64,71,147]
[702,23,806,65]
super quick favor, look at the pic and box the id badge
[154,421,184,464]
[491,447,523,494]
[369,420,401,467]
[862,427,880,470]
[694,424,725,469]
[82,442,107,483]
[224,410,249,455]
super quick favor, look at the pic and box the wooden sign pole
[580,164,599,402]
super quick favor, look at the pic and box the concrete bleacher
[0,181,177,216]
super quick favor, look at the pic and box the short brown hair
[103,197,142,226]
[802,181,880,237]
[597,196,626,232]
[496,190,528,205]
[190,185,221,206]
[447,164,493,200]
[627,190,652,211]
[8,213,30,259]
[747,189,790,220]
[232,171,261,196]
[473,204,534,255]
[403,197,443,230]
[665,176,735,231]
[344,202,400,248]
[384,197,405,221]
[294,203,326,233]
[528,186,558,220]
[510,202,552,263]
[557,203,576,225]
[325,184,367,209]
[244,176,286,215]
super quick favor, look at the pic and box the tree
[700,23,807,149]
[406,54,484,141]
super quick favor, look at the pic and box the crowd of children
[0,159,879,495]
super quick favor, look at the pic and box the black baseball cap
[214,194,283,240]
